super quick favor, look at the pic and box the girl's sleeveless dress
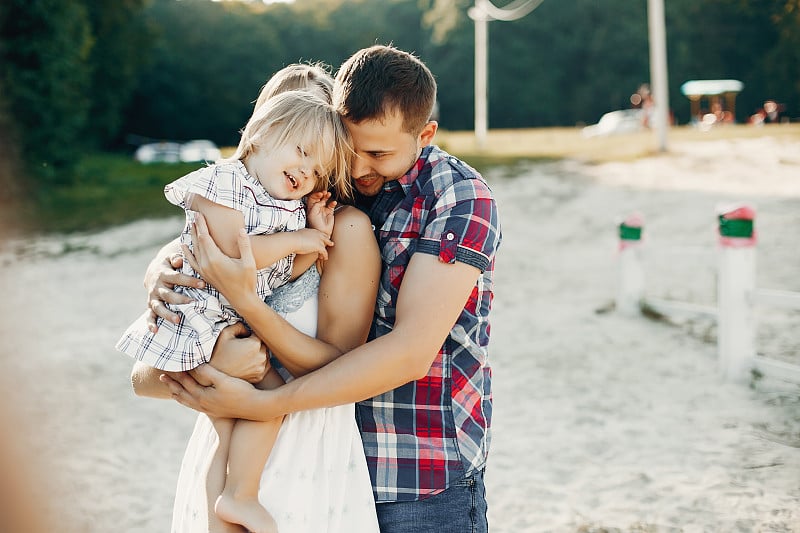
[170,267,379,533]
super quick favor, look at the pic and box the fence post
[616,213,645,316]
[717,204,757,382]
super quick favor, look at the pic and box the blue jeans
[375,468,489,533]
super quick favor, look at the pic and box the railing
[615,205,800,384]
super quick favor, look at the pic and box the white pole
[474,0,489,149]
[647,0,669,152]
[616,213,645,315]
[469,1,546,149]
[717,205,756,382]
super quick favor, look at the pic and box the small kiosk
[680,79,744,125]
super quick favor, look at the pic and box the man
[160,45,501,531]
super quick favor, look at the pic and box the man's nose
[351,155,370,178]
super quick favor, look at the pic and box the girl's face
[245,142,324,200]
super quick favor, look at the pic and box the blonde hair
[227,90,352,198]
[255,63,334,110]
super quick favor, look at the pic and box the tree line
[1,0,798,187]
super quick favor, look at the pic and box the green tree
[763,0,800,118]
[0,0,93,183]
[85,0,154,147]
[124,0,286,146]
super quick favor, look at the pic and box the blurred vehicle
[180,139,222,163]
[134,142,181,163]
[582,109,644,138]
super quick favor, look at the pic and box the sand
[0,134,798,532]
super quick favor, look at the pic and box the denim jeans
[375,468,489,533]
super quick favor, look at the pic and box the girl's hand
[306,191,336,237]
[144,249,205,333]
[290,228,334,260]
[183,213,257,308]
[210,322,269,384]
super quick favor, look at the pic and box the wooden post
[616,213,645,316]
[717,205,756,382]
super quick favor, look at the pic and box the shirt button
[446,232,455,240]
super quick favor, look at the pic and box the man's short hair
[334,45,437,135]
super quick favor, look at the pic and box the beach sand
[1,134,798,532]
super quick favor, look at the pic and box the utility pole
[468,0,545,150]
[469,0,490,149]
[648,0,669,152]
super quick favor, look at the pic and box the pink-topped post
[717,204,757,382]
[616,213,645,316]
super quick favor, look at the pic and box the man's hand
[209,322,269,384]
[144,247,204,332]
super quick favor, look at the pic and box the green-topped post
[717,204,756,382]
[616,213,645,316]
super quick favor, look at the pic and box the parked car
[582,109,644,138]
[134,142,182,163]
[180,139,222,163]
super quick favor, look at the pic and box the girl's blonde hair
[227,90,352,199]
[255,63,334,110]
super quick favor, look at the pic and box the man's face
[343,109,434,197]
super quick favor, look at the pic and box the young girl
[117,88,352,533]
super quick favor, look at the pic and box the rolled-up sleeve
[416,179,500,272]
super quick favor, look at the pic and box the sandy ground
[1,135,798,532]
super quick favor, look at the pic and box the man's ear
[418,120,438,148]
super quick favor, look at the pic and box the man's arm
[162,252,479,420]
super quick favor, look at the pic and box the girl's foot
[215,492,277,533]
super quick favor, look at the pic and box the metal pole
[474,0,489,149]
[647,0,669,152]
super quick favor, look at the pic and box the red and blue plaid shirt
[354,145,501,502]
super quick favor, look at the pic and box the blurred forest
[1,0,799,187]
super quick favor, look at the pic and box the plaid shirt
[355,145,501,502]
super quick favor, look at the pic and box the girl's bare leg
[214,368,285,533]
[206,417,245,533]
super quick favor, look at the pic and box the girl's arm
[184,206,380,377]
[190,195,331,273]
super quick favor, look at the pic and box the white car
[180,139,222,163]
[582,109,644,138]
[134,142,182,163]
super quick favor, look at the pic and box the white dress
[171,268,379,533]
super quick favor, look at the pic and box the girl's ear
[418,120,438,148]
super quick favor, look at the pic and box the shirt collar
[382,145,433,194]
